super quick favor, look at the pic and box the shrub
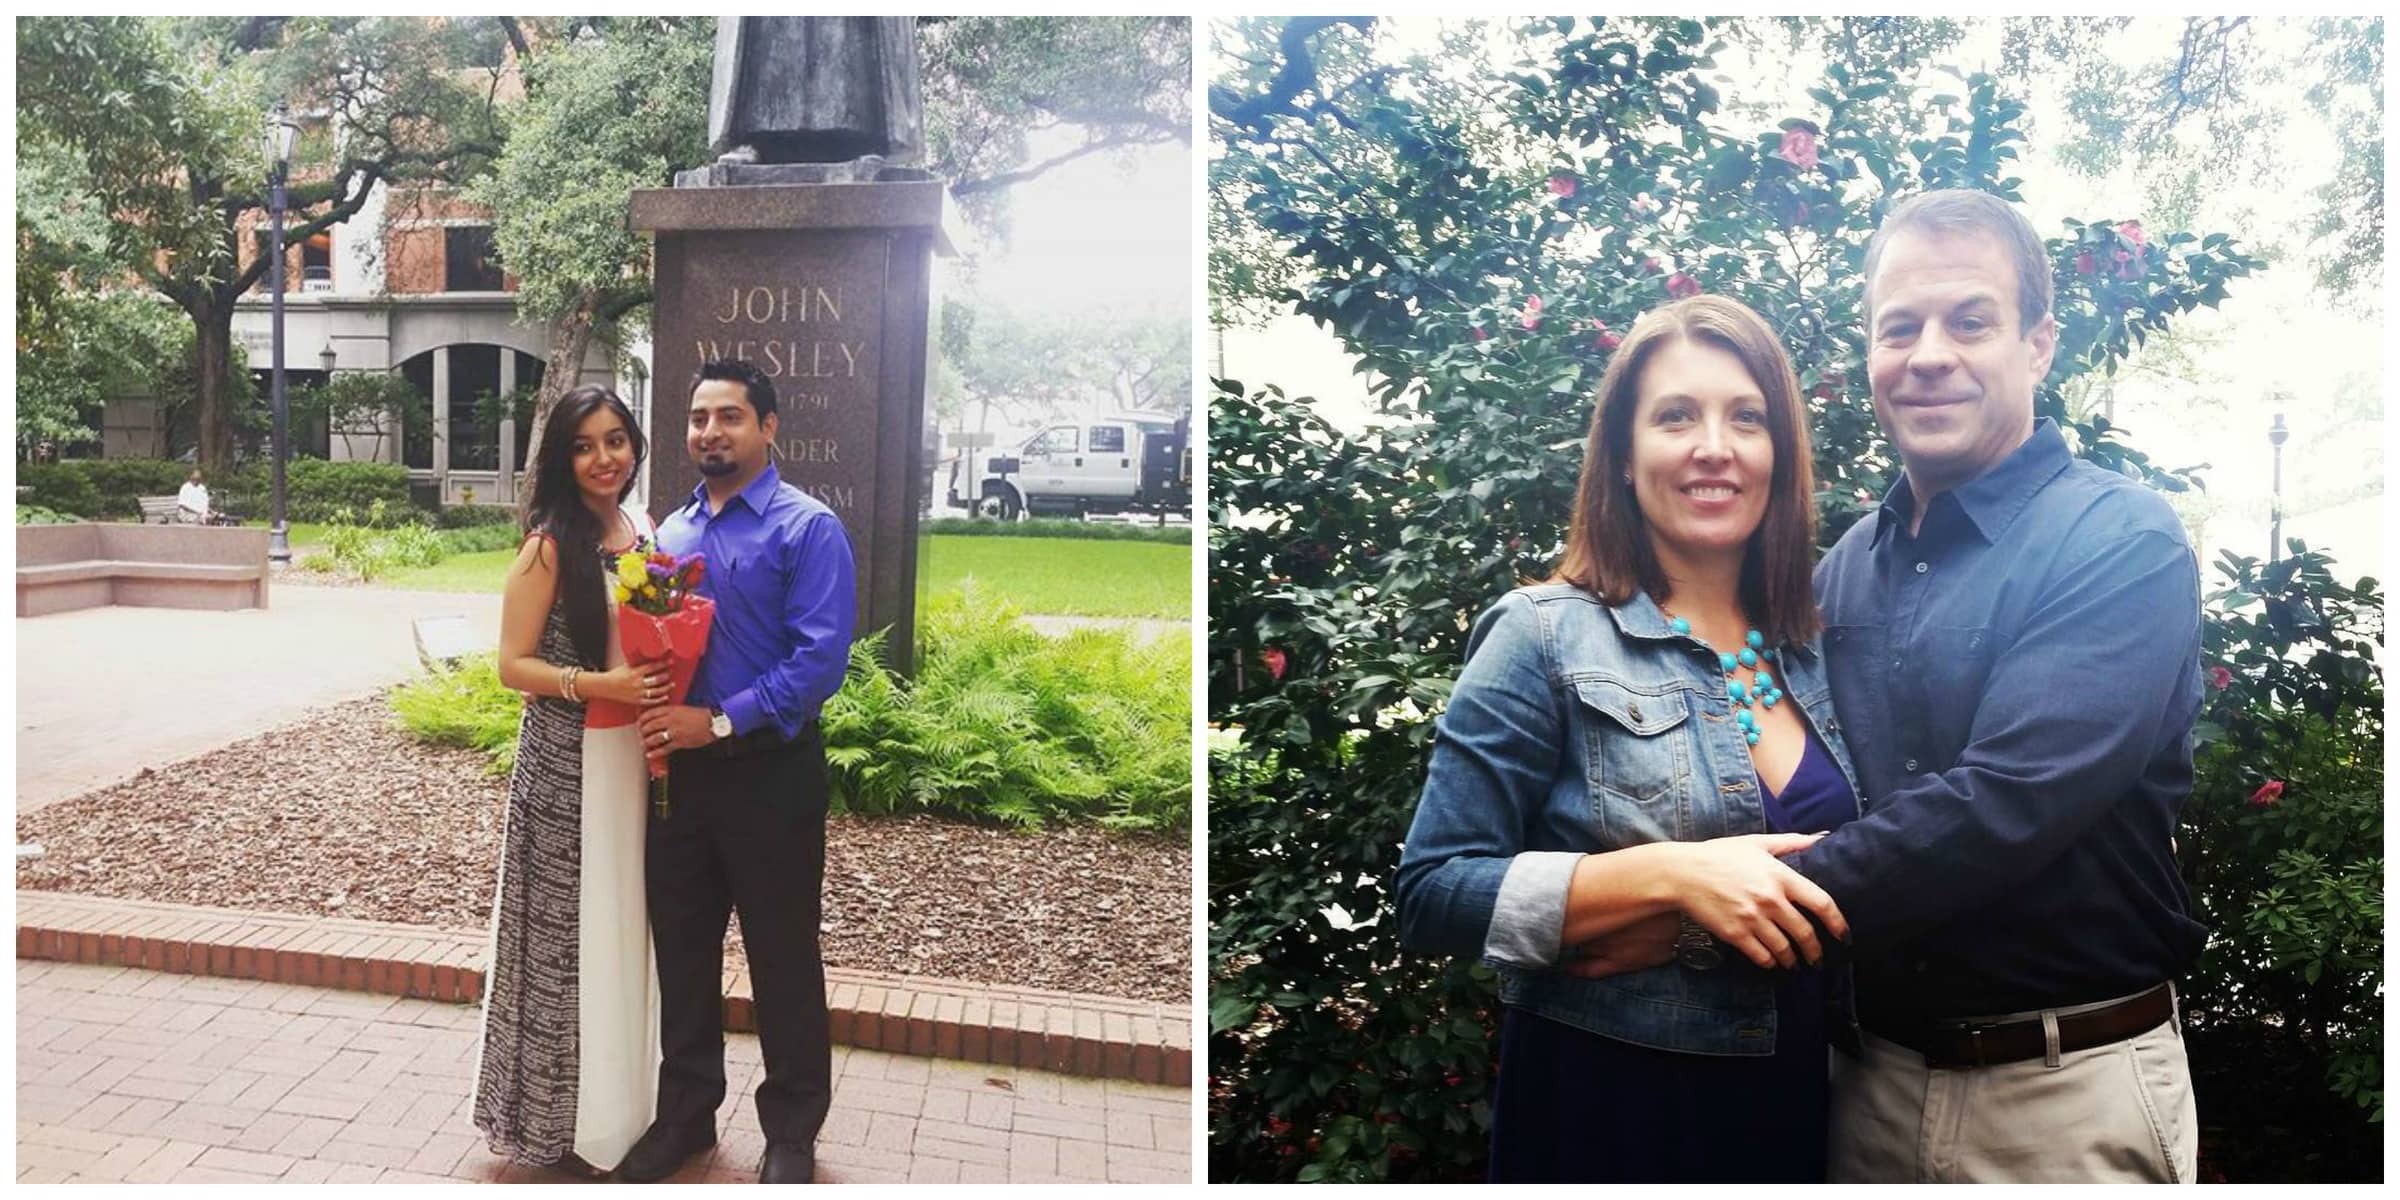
[2177,545,2382,1177]
[14,465,101,520]
[923,516,1192,544]
[15,505,82,525]
[437,502,520,530]
[822,584,1192,831]
[438,521,528,556]
[387,584,1191,834]
[315,500,443,582]
[208,458,423,526]
[389,655,522,777]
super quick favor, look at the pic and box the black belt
[1865,984,2174,1069]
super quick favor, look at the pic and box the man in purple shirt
[620,358,857,1185]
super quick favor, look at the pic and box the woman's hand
[580,658,672,707]
[1659,833,1848,970]
[1560,912,1680,978]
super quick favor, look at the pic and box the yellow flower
[616,552,648,588]
[613,582,632,604]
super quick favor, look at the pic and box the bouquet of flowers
[590,546,714,816]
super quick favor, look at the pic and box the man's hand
[637,703,716,766]
[1560,912,1680,979]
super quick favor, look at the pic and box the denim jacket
[1395,583,1863,1055]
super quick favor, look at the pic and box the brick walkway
[16,960,1192,1185]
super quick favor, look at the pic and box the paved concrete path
[14,586,503,815]
[16,960,1191,1185]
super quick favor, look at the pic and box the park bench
[16,523,271,617]
[137,495,182,523]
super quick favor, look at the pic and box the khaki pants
[1830,994,2198,1183]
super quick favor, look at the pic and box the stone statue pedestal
[630,180,959,672]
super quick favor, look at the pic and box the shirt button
[1915,561,1929,574]
[1904,758,1920,772]
[1891,659,1902,671]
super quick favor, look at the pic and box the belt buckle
[1959,1019,2002,1068]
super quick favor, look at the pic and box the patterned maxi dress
[471,510,660,1170]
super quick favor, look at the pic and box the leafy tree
[16,16,501,471]
[942,305,1191,435]
[920,16,1192,233]
[2001,16,2383,306]
[466,16,715,470]
[1195,16,2373,1184]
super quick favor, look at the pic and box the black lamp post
[265,102,300,567]
[2268,411,2289,563]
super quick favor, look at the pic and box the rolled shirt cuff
[1481,851,1584,970]
[718,687,768,738]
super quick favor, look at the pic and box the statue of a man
[704,16,924,171]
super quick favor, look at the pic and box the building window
[444,225,504,292]
[302,231,333,291]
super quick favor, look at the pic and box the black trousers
[647,728,831,1147]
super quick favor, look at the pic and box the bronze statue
[680,16,929,186]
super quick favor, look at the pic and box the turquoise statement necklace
[1665,614,1782,746]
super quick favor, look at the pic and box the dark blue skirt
[1487,981,1829,1183]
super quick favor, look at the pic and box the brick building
[102,67,652,513]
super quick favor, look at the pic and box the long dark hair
[520,385,647,668]
[1552,294,1820,648]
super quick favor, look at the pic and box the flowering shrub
[1207,17,2367,1183]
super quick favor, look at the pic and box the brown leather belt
[1867,984,2174,1069]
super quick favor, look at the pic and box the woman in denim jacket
[1396,296,1865,1182]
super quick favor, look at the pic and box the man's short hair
[1863,189,2053,335]
[692,358,777,419]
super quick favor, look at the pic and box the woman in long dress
[472,385,668,1175]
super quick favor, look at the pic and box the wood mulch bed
[15,694,1190,1004]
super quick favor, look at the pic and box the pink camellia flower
[1592,319,1622,351]
[1520,295,1543,330]
[2075,251,2097,275]
[1665,272,1701,299]
[2208,665,2233,691]
[2117,220,2147,249]
[1641,257,1663,276]
[1776,126,1820,171]
[1262,647,1288,682]
[1470,325,1489,342]
[2248,780,2284,807]
[1548,173,1577,199]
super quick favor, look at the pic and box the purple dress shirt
[655,466,857,740]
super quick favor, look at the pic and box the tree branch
[951,134,1169,197]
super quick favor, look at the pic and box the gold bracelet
[560,665,581,703]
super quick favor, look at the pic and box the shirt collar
[684,466,782,518]
[1871,417,2073,548]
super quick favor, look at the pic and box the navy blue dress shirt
[656,466,857,741]
[1788,419,2207,1021]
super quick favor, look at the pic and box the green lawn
[921,537,1190,619]
[373,535,1191,619]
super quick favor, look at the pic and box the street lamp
[319,343,338,376]
[264,101,301,567]
[2267,411,2289,564]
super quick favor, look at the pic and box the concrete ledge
[15,890,1190,1086]
[17,523,270,616]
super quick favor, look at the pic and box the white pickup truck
[947,414,1191,520]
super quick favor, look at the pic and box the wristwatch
[708,708,733,742]
[1673,916,1725,971]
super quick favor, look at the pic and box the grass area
[379,549,518,593]
[368,535,1191,619]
